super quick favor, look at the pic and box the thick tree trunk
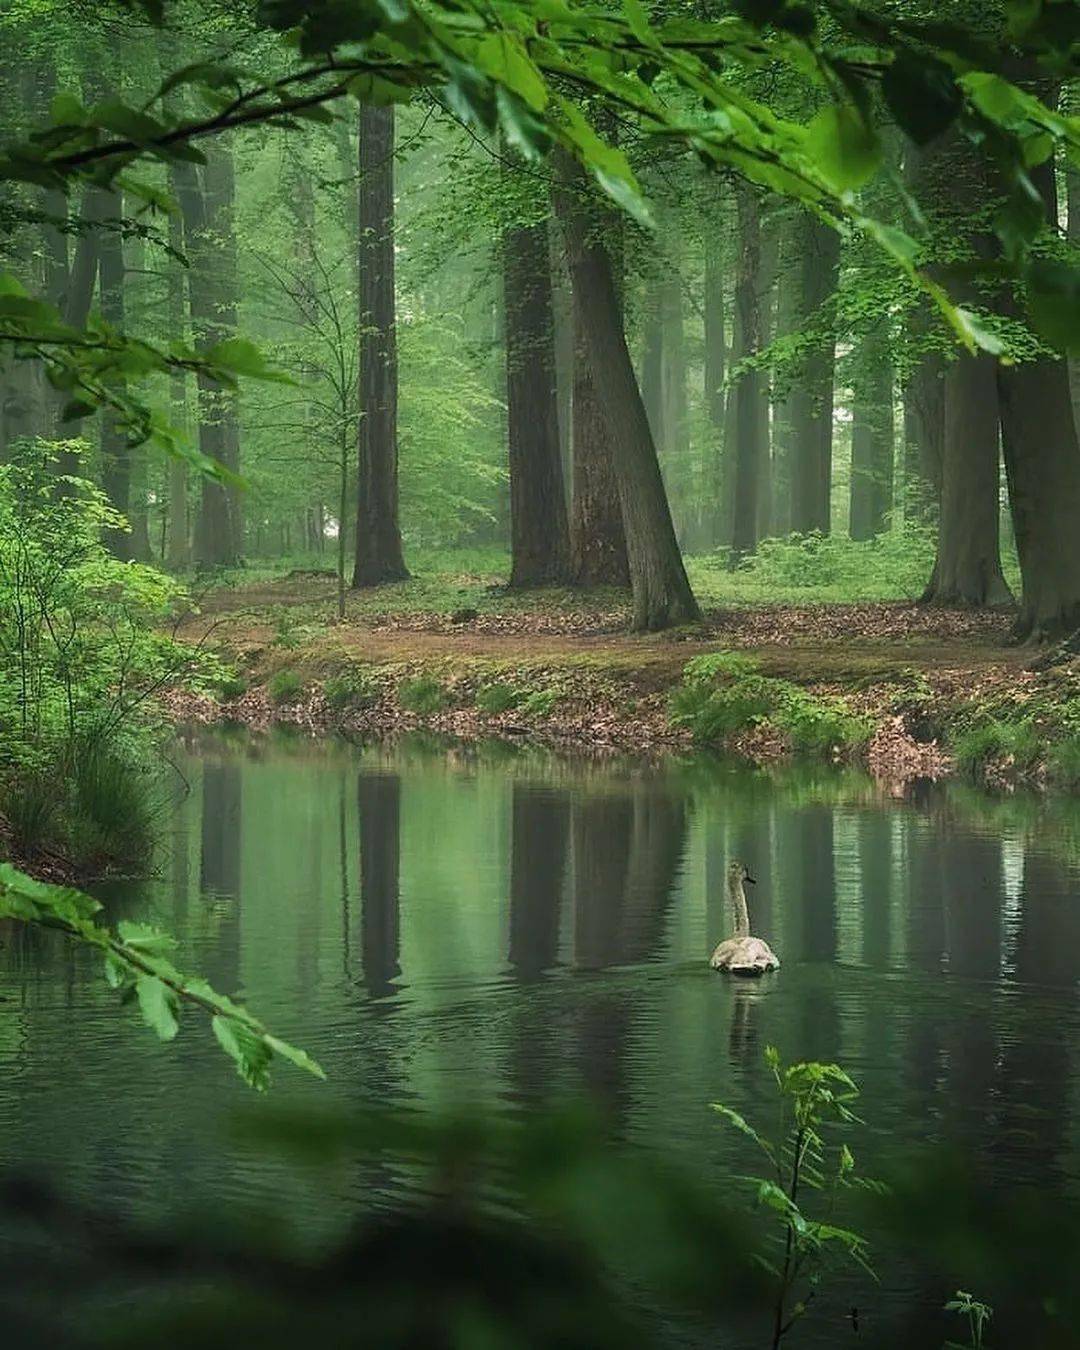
[996,153,1080,640]
[729,182,764,561]
[97,189,132,560]
[553,160,698,631]
[922,350,1012,606]
[770,220,800,539]
[353,104,408,586]
[788,215,839,534]
[571,294,630,587]
[503,210,571,587]
[640,273,663,445]
[849,331,894,540]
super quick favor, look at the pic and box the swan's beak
[745,874,757,885]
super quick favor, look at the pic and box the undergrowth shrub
[519,688,560,718]
[268,670,304,704]
[729,523,937,599]
[69,746,157,866]
[323,669,378,713]
[398,675,450,715]
[0,772,59,855]
[953,719,1042,778]
[475,682,523,715]
[1047,737,1080,790]
[670,651,871,755]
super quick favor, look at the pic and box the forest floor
[162,559,1080,790]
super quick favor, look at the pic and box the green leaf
[213,1016,273,1090]
[475,32,548,110]
[265,1034,327,1080]
[1025,258,1080,354]
[136,975,180,1042]
[50,92,86,126]
[496,87,551,160]
[117,921,177,955]
[806,104,881,192]
[347,74,414,106]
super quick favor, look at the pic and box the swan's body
[710,861,780,976]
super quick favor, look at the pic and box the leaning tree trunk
[503,208,571,586]
[788,214,839,534]
[729,181,764,562]
[353,104,408,586]
[996,152,1080,641]
[97,189,132,560]
[553,158,698,631]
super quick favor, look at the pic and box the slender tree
[729,181,764,561]
[353,104,408,586]
[849,327,895,540]
[97,187,132,559]
[788,215,839,534]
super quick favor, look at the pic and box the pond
[3,731,1080,1347]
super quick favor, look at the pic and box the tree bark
[165,194,189,567]
[849,328,894,540]
[788,215,839,534]
[996,154,1080,640]
[922,349,1012,606]
[503,209,571,586]
[553,158,698,630]
[703,203,727,544]
[97,188,132,560]
[353,104,408,586]
[173,146,241,567]
[902,343,944,522]
[729,181,764,561]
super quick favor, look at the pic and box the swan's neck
[728,876,749,938]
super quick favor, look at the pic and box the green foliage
[213,674,248,702]
[323,668,379,712]
[952,719,1042,779]
[519,688,561,718]
[728,525,938,601]
[0,862,323,1090]
[476,681,523,715]
[267,669,304,704]
[714,1047,880,1347]
[945,1290,993,1349]
[68,746,157,866]
[398,675,451,715]
[1047,737,1080,790]
[670,653,871,756]
[0,771,58,855]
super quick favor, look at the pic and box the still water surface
[4,732,1080,1345]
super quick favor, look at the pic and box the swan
[709,861,780,976]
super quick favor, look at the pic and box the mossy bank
[162,575,1080,789]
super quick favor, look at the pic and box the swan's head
[727,860,756,887]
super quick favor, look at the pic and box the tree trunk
[902,344,944,523]
[788,215,839,534]
[353,104,408,586]
[640,272,663,445]
[97,189,132,560]
[503,209,571,586]
[729,182,764,561]
[849,329,894,540]
[173,146,241,567]
[996,154,1080,640]
[553,159,698,631]
[165,194,189,567]
[703,205,727,545]
[921,349,1012,606]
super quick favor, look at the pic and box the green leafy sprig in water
[0,862,324,1091]
[714,1046,885,1348]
